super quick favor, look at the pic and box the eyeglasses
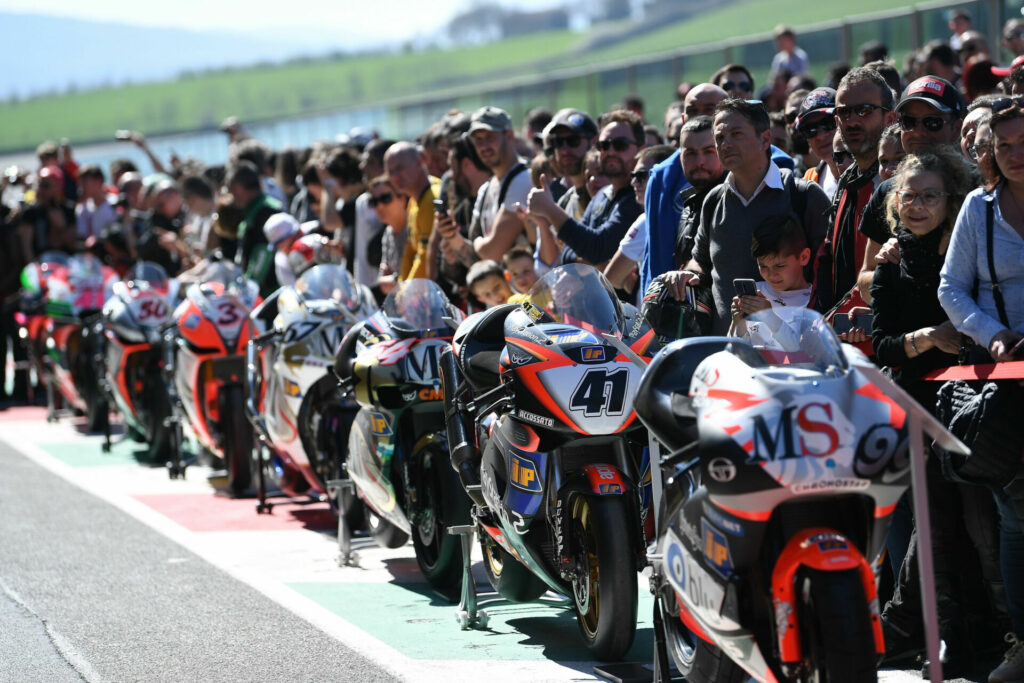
[629,169,649,183]
[833,150,854,165]
[834,103,890,120]
[722,80,753,93]
[798,117,838,138]
[784,111,799,125]
[992,96,1024,113]
[596,137,636,152]
[368,192,396,208]
[897,189,949,207]
[549,134,585,149]
[899,113,950,132]
[967,142,981,161]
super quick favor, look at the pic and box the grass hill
[0,0,928,153]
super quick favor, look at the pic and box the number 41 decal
[570,368,628,417]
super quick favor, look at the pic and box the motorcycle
[20,251,116,430]
[634,308,907,682]
[246,264,376,515]
[101,262,180,460]
[334,278,471,599]
[439,263,657,660]
[165,262,260,491]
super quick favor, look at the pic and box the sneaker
[990,633,1024,683]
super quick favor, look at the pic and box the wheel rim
[481,534,504,579]
[571,497,600,637]
[414,450,443,562]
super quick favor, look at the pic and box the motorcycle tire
[479,531,548,602]
[220,385,254,497]
[658,588,746,683]
[410,443,471,602]
[145,380,173,464]
[798,567,877,683]
[569,494,638,661]
[368,509,409,549]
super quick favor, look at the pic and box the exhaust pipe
[439,347,484,505]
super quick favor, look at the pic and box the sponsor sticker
[707,457,737,482]
[702,520,733,578]
[702,502,745,537]
[369,412,392,437]
[792,477,869,494]
[508,454,542,492]
[516,409,554,428]
[282,378,302,398]
[581,346,606,362]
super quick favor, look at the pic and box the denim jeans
[995,478,1024,636]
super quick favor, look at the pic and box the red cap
[992,54,1024,77]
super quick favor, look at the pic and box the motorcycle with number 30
[634,308,910,682]
[440,264,656,660]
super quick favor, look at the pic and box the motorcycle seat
[635,336,740,452]
[458,303,518,391]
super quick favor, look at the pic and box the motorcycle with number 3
[439,264,656,660]
[165,262,260,492]
[634,308,909,682]
[334,279,472,599]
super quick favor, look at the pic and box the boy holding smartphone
[730,216,812,340]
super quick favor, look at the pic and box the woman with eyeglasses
[367,175,408,296]
[937,97,1024,683]
[870,149,1003,675]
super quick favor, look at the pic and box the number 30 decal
[570,368,628,417]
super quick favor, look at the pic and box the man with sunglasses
[526,109,645,266]
[794,88,840,198]
[855,76,968,304]
[811,67,895,312]
[543,108,598,222]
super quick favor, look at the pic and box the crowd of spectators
[2,9,1024,680]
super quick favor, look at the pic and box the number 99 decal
[569,367,628,417]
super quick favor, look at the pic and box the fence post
[672,56,682,91]
[839,20,852,64]
[628,64,637,95]
[910,7,922,51]
[587,73,598,119]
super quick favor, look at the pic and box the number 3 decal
[216,302,240,325]
[570,368,628,417]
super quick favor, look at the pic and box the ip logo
[581,346,606,362]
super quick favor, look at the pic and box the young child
[503,245,538,300]
[730,215,812,341]
[466,259,513,310]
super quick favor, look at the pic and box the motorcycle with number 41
[439,264,657,660]
[634,308,911,682]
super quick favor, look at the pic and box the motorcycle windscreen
[380,278,459,337]
[522,263,624,338]
[734,308,847,372]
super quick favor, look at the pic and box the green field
[0,0,955,152]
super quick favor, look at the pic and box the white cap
[263,213,300,247]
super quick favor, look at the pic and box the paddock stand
[251,438,323,513]
[327,477,376,567]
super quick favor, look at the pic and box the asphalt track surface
[0,406,978,682]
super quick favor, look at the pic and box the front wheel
[480,531,548,602]
[570,494,638,661]
[220,385,253,497]
[799,568,877,683]
[410,443,471,602]
[658,588,747,683]
[368,509,409,549]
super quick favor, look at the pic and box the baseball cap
[795,88,836,129]
[263,212,300,247]
[544,108,599,139]
[896,77,965,117]
[992,54,1024,77]
[468,106,513,134]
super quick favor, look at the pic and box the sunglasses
[899,113,949,132]
[834,103,889,120]
[368,192,396,208]
[596,137,636,152]
[897,189,949,208]
[798,117,838,138]
[629,169,649,183]
[549,134,585,149]
[967,142,981,161]
[833,150,854,165]
[722,80,753,93]
[784,111,799,124]
[992,96,1024,113]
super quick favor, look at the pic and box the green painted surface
[289,574,656,662]
[39,437,194,468]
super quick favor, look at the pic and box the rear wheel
[480,531,548,602]
[410,443,471,602]
[798,568,877,683]
[220,385,253,497]
[570,494,638,661]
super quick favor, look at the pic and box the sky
[0,0,565,48]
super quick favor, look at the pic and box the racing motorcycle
[247,264,376,515]
[334,278,471,600]
[165,262,260,492]
[439,264,657,660]
[20,251,116,430]
[101,262,179,459]
[634,308,908,682]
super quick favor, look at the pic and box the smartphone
[1010,336,1024,359]
[432,198,447,215]
[831,313,873,334]
[733,278,758,297]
